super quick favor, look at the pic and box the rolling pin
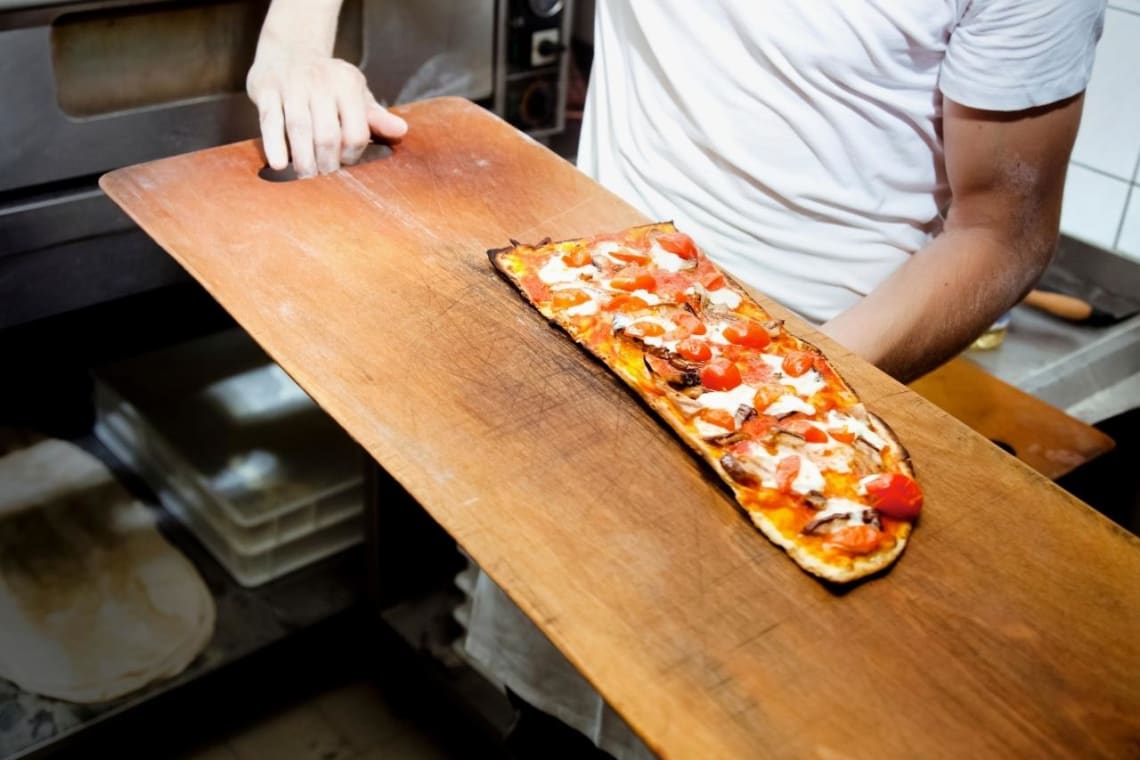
[1023,289,1094,322]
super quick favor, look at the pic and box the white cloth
[465,2,1104,758]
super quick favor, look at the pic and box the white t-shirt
[577,0,1105,323]
[466,2,1104,757]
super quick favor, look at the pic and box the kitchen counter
[967,304,1140,425]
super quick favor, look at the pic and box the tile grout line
[1110,150,1140,250]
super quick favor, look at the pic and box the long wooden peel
[101,97,1140,759]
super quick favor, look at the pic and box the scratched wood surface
[910,357,1115,481]
[101,97,1140,759]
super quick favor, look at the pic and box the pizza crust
[0,437,215,703]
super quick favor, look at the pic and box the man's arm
[247,0,406,178]
[821,94,1085,383]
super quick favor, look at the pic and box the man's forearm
[820,225,1050,383]
[256,0,343,59]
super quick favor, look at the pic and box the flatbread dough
[0,437,215,703]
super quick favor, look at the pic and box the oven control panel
[496,0,572,136]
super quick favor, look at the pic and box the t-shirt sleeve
[940,0,1106,111]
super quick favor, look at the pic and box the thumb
[367,99,408,140]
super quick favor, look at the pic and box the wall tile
[1059,165,1130,249]
[1071,8,1140,180]
[1116,185,1140,261]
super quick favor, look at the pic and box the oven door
[0,0,494,328]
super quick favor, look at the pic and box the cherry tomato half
[723,320,772,350]
[863,473,924,521]
[824,525,883,555]
[552,289,590,310]
[604,294,650,312]
[697,408,736,430]
[700,270,726,291]
[625,320,666,339]
[700,358,742,391]
[784,419,828,444]
[782,351,815,377]
[676,338,713,362]
[610,248,652,265]
[611,270,656,292]
[656,232,699,260]
[561,247,592,267]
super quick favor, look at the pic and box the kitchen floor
[171,676,459,760]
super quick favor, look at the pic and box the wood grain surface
[910,357,1115,481]
[101,97,1140,759]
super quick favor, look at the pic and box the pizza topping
[700,358,743,391]
[758,354,826,397]
[826,410,887,451]
[649,242,696,273]
[824,525,883,555]
[782,351,816,377]
[552,288,590,310]
[561,247,593,268]
[676,338,712,362]
[540,253,597,284]
[723,320,772,350]
[763,394,816,419]
[654,231,700,261]
[610,270,657,292]
[605,293,652,312]
[861,473,923,520]
[782,419,828,444]
[644,353,702,390]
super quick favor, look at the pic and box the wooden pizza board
[101,97,1140,759]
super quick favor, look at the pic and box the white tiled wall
[1062,3,1140,263]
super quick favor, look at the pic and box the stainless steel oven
[0,0,571,329]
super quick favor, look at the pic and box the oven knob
[520,80,556,128]
[528,0,564,18]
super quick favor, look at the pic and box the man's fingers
[338,85,371,165]
[367,99,408,141]
[310,91,342,175]
[283,91,316,178]
[256,92,289,170]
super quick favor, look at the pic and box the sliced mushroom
[721,452,764,487]
[734,404,757,427]
[852,436,884,476]
[803,491,827,510]
[644,353,701,389]
[802,512,847,535]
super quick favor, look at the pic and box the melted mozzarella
[628,288,662,305]
[697,384,757,414]
[693,418,733,439]
[565,299,599,317]
[648,242,687,272]
[826,410,886,449]
[790,454,825,495]
[764,394,816,417]
[708,287,742,308]
[804,443,853,474]
[539,255,597,285]
[591,241,623,263]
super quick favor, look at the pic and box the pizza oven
[0,0,572,329]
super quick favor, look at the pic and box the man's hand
[822,93,1085,383]
[246,0,406,178]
